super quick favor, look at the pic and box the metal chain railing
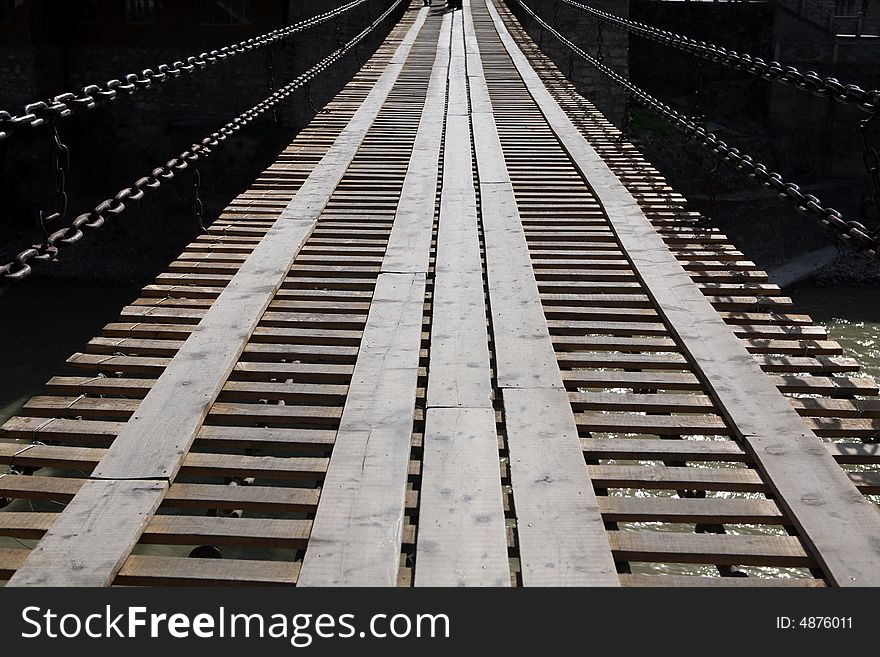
[860,112,880,219]
[266,46,279,126]
[514,0,880,262]
[0,0,407,282]
[558,0,880,114]
[0,0,372,143]
[191,167,207,234]
[34,124,71,263]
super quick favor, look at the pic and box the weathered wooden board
[298,15,453,586]
[7,480,166,587]
[465,0,617,585]
[7,8,433,589]
[426,14,493,410]
[503,388,619,586]
[415,407,510,586]
[484,0,880,586]
[297,273,427,586]
[382,12,452,274]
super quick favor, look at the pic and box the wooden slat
[504,388,619,585]
[116,555,298,587]
[415,407,510,586]
[589,465,765,492]
[598,496,785,524]
[581,437,746,462]
[465,1,616,586]
[608,531,813,567]
[9,8,432,588]
[299,16,451,586]
[141,516,310,548]
[6,480,166,587]
[427,18,492,409]
[0,549,28,580]
[484,0,880,586]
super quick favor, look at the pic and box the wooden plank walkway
[1,0,879,587]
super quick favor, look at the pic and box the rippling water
[788,286,880,382]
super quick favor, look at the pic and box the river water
[0,282,141,426]
[788,286,880,382]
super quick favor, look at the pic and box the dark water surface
[0,281,140,425]
[789,286,880,381]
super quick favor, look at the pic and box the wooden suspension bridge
[1,0,879,587]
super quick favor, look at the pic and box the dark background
[510,0,880,281]
[1,0,879,284]
[0,0,403,283]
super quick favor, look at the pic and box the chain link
[690,58,706,124]
[859,112,880,223]
[516,0,880,262]
[559,0,880,114]
[0,0,372,143]
[266,46,278,126]
[0,0,406,282]
[13,123,72,280]
[192,168,206,234]
[617,93,634,144]
[701,157,722,227]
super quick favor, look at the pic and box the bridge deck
[2,0,879,587]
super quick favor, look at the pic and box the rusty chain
[192,167,206,234]
[690,58,706,124]
[701,156,722,227]
[860,112,880,219]
[617,93,634,144]
[0,0,372,143]
[515,0,880,262]
[266,46,278,126]
[38,124,70,256]
[558,0,880,114]
[0,0,406,282]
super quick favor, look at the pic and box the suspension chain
[516,0,880,262]
[192,167,207,234]
[859,112,880,225]
[558,0,879,114]
[37,124,70,260]
[267,46,278,126]
[0,0,407,282]
[0,0,373,144]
